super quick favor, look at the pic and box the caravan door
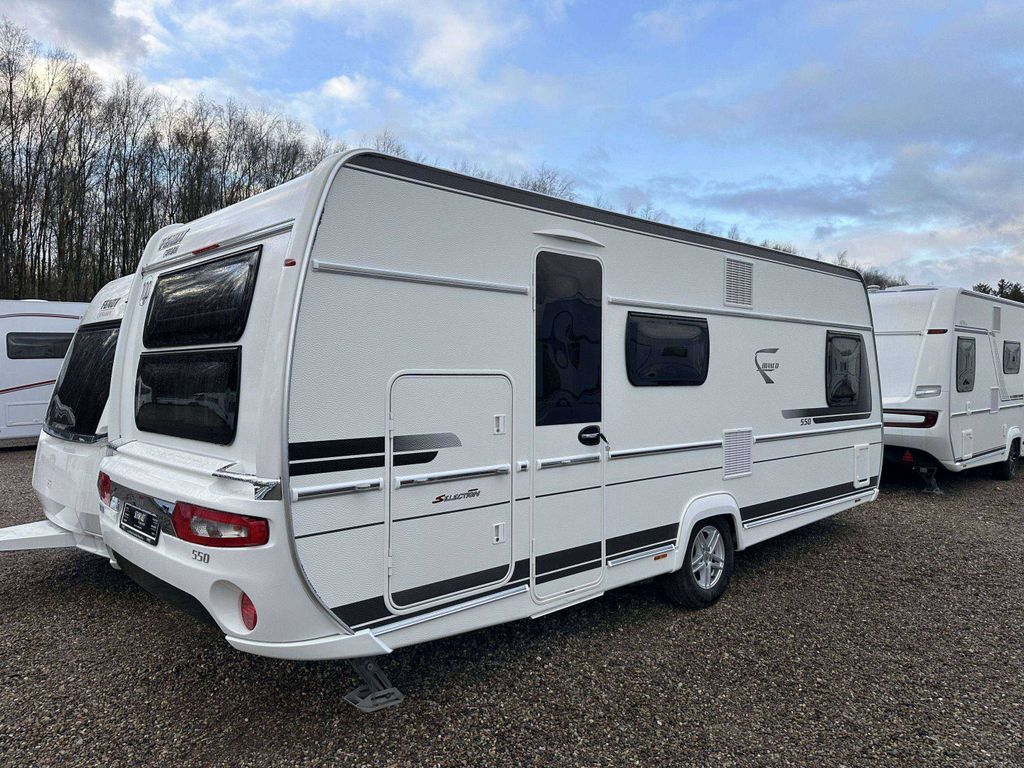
[531,251,606,599]
[387,374,514,609]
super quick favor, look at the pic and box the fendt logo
[433,488,481,504]
[754,348,780,384]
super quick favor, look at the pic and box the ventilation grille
[723,429,754,480]
[993,306,1002,332]
[724,258,753,307]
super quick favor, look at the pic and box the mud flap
[0,519,77,552]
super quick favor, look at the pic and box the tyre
[992,439,1020,481]
[661,518,734,609]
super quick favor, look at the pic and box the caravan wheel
[661,519,734,610]
[992,440,1020,481]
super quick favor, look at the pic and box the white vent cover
[993,306,1002,332]
[724,258,753,307]
[723,429,753,480]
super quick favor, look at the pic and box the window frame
[143,246,261,349]
[1003,340,1021,375]
[824,331,871,411]
[6,331,74,360]
[624,312,710,387]
[956,336,976,393]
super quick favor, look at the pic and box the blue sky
[11,0,1024,286]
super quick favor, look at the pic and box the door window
[956,337,976,392]
[535,252,602,426]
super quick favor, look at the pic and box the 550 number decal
[191,550,210,564]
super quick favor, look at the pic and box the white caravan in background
[870,286,1023,484]
[7,151,884,711]
[0,300,86,446]
[0,278,132,556]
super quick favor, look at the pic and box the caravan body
[871,286,1024,476]
[28,276,135,556]
[95,150,882,662]
[0,300,86,446]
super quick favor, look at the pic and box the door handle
[578,425,608,447]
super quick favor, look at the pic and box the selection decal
[433,488,481,504]
[754,347,780,383]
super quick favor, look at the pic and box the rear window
[7,332,73,360]
[135,348,241,445]
[44,322,120,442]
[826,331,871,410]
[143,247,260,347]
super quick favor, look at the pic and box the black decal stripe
[607,466,721,487]
[607,523,679,557]
[393,564,511,607]
[288,450,437,477]
[782,407,871,420]
[813,413,872,424]
[289,432,462,462]
[289,436,384,461]
[295,520,384,539]
[754,442,882,465]
[333,596,390,627]
[535,560,601,585]
[535,484,601,500]
[740,477,878,522]
[536,542,602,575]
[347,153,864,282]
[957,446,1004,462]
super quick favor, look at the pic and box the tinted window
[44,323,119,442]
[143,247,260,347]
[826,332,871,410]
[626,313,709,386]
[536,252,601,426]
[1003,341,1021,375]
[136,348,241,444]
[956,337,976,392]
[6,332,73,360]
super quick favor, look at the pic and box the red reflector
[240,592,258,631]
[284,258,297,267]
[98,471,112,505]
[902,450,915,463]
[171,502,269,548]
[927,328,948,334]
[191,243,220,255]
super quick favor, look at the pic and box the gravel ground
[0,448,1021,767]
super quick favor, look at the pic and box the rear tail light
[240,592,258,630]
[171,502,269,547]
[98,472,112,505]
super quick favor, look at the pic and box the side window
[825,331,871,410]
[625,313,709,386]
[6,332,73,360]
[536,252,601,426]
[1003,341,1021,375]
[956,337,976,392]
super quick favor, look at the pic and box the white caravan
[10,151,883,710]
[0,300,86,446]
[0,278,132,556]
[870,286,1023,483]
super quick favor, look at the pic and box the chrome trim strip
[313,260,530,295]
[756,422,882,443]
[372,583,529,635]
[292,478,383,501]
[607,296,873,332]
[608,440,722,460]
[144,220,294,274]
[743,489,876,529]
[953,324,991,335]
[607,543,676,567]
[536,453,602,469]
[533,228,605,247]
[395,463,511,488]
[212,468,282,500]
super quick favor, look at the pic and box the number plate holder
[119,503,162,545]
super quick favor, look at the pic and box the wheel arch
[668,492,744,574]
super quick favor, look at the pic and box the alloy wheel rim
[690,525,726,590]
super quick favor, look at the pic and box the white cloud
[632,1,728,44]
[320,74,368,102]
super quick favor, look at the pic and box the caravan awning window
[143,247,261,348]
[135,347,241,445]
[44,322,120,442]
